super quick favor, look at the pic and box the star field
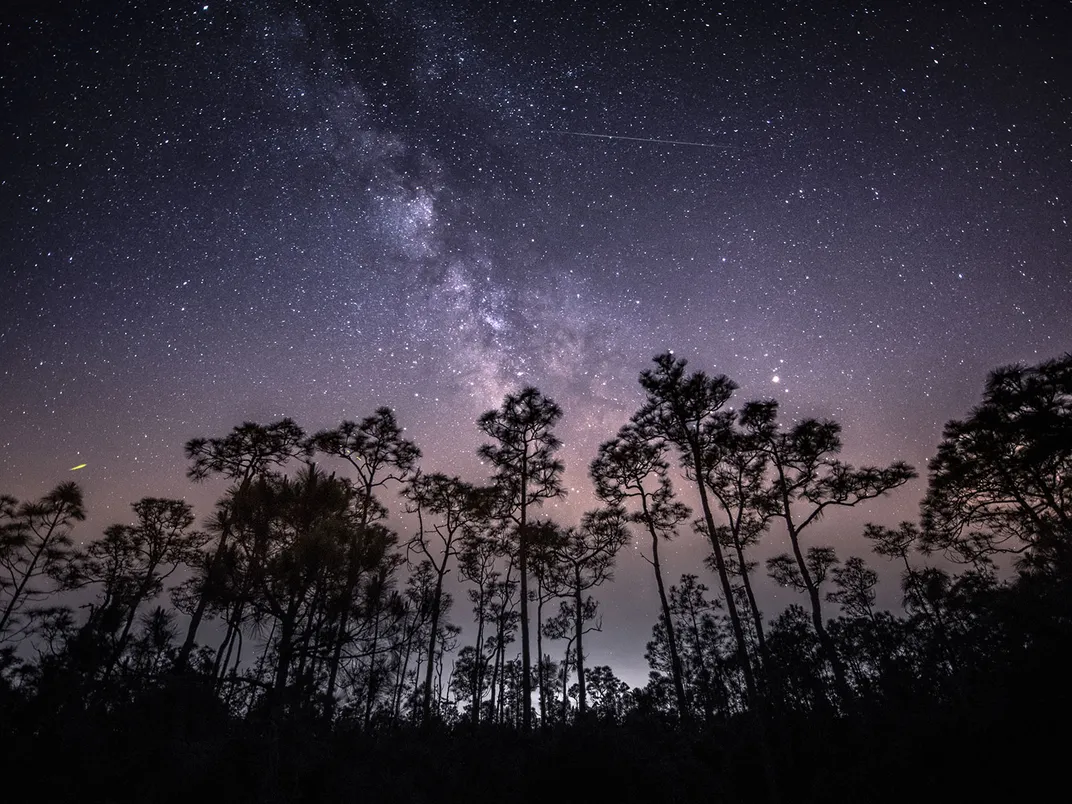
[2,1,1069,683]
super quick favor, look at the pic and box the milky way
[2,1,1069,682]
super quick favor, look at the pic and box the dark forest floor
[5,689,1065,804]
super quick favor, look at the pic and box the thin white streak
[538,129,736,149]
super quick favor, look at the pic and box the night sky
[2,1,1069,685]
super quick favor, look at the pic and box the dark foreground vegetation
[2,352,1070,803]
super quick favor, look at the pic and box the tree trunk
[730,532,767,654]
[295,581,326,693]
[694,462,756,702]
[326,481,378,718]
[392,619,415,723]
[496,626,508,723]
[472,593,487,726]
[363,597,384,731]
[212,599,244,685]
[325,559,360,717]
[536,584,547,726]
[693,447,780,804]
[422,570,445,722]
[271,597,301,711]
[573,568,586,717]
[105,565,159,678]
[0,529,54,636]
[560,650,570,721]
[518,498,532,730]
[176,518,231,670]
[435,650,446,714]
[489,613,504,723]
[686,605,715,722]
[786,523,852,705]
[644,507,689,720]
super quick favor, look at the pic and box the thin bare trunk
[0,510,63,636]
[693,449,779,804]
[573,568,586,716]
[518,487,532,730]
[536,584,547,725]
[785,518,851,704]
[640,492,689,719]
[471,598,486,725]
[176,519,230,669]
[422,570,446,722]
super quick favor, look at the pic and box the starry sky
[2,0,1069,685]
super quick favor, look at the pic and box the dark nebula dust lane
[1,1,1069,683]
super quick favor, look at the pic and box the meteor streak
[539,129,734,149]
[70,463,87,471]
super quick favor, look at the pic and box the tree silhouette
[448,643,490,722]
[457,521,503,725]
[827,556,879,621]
[699,424,775,661]
[0,482,85,643]
[764,604,827,714]
[543,595,597,721]
[486,561,520,724]
[70,497,204,681]
[580,664,631,720]
[126,605,180,679]
[7,352,1072,804]
[404,473,489,722]
[477,387,565,730]
[638,353,780,802]
[527,518,568,725]
[636,355,764,703]
[348,556,406,729]
[921,354,1072,571]
[177,419,307,669]
[543,508,628,716]
[590,424,691,719]
[864,522,961,681]
[390,561,440,722]
[645,574,728,722]
[767,546,839,599]
[226,464,357,714]
[309,408,420,717]
[741,399,916,704]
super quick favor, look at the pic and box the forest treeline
[2,351,1070,803]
